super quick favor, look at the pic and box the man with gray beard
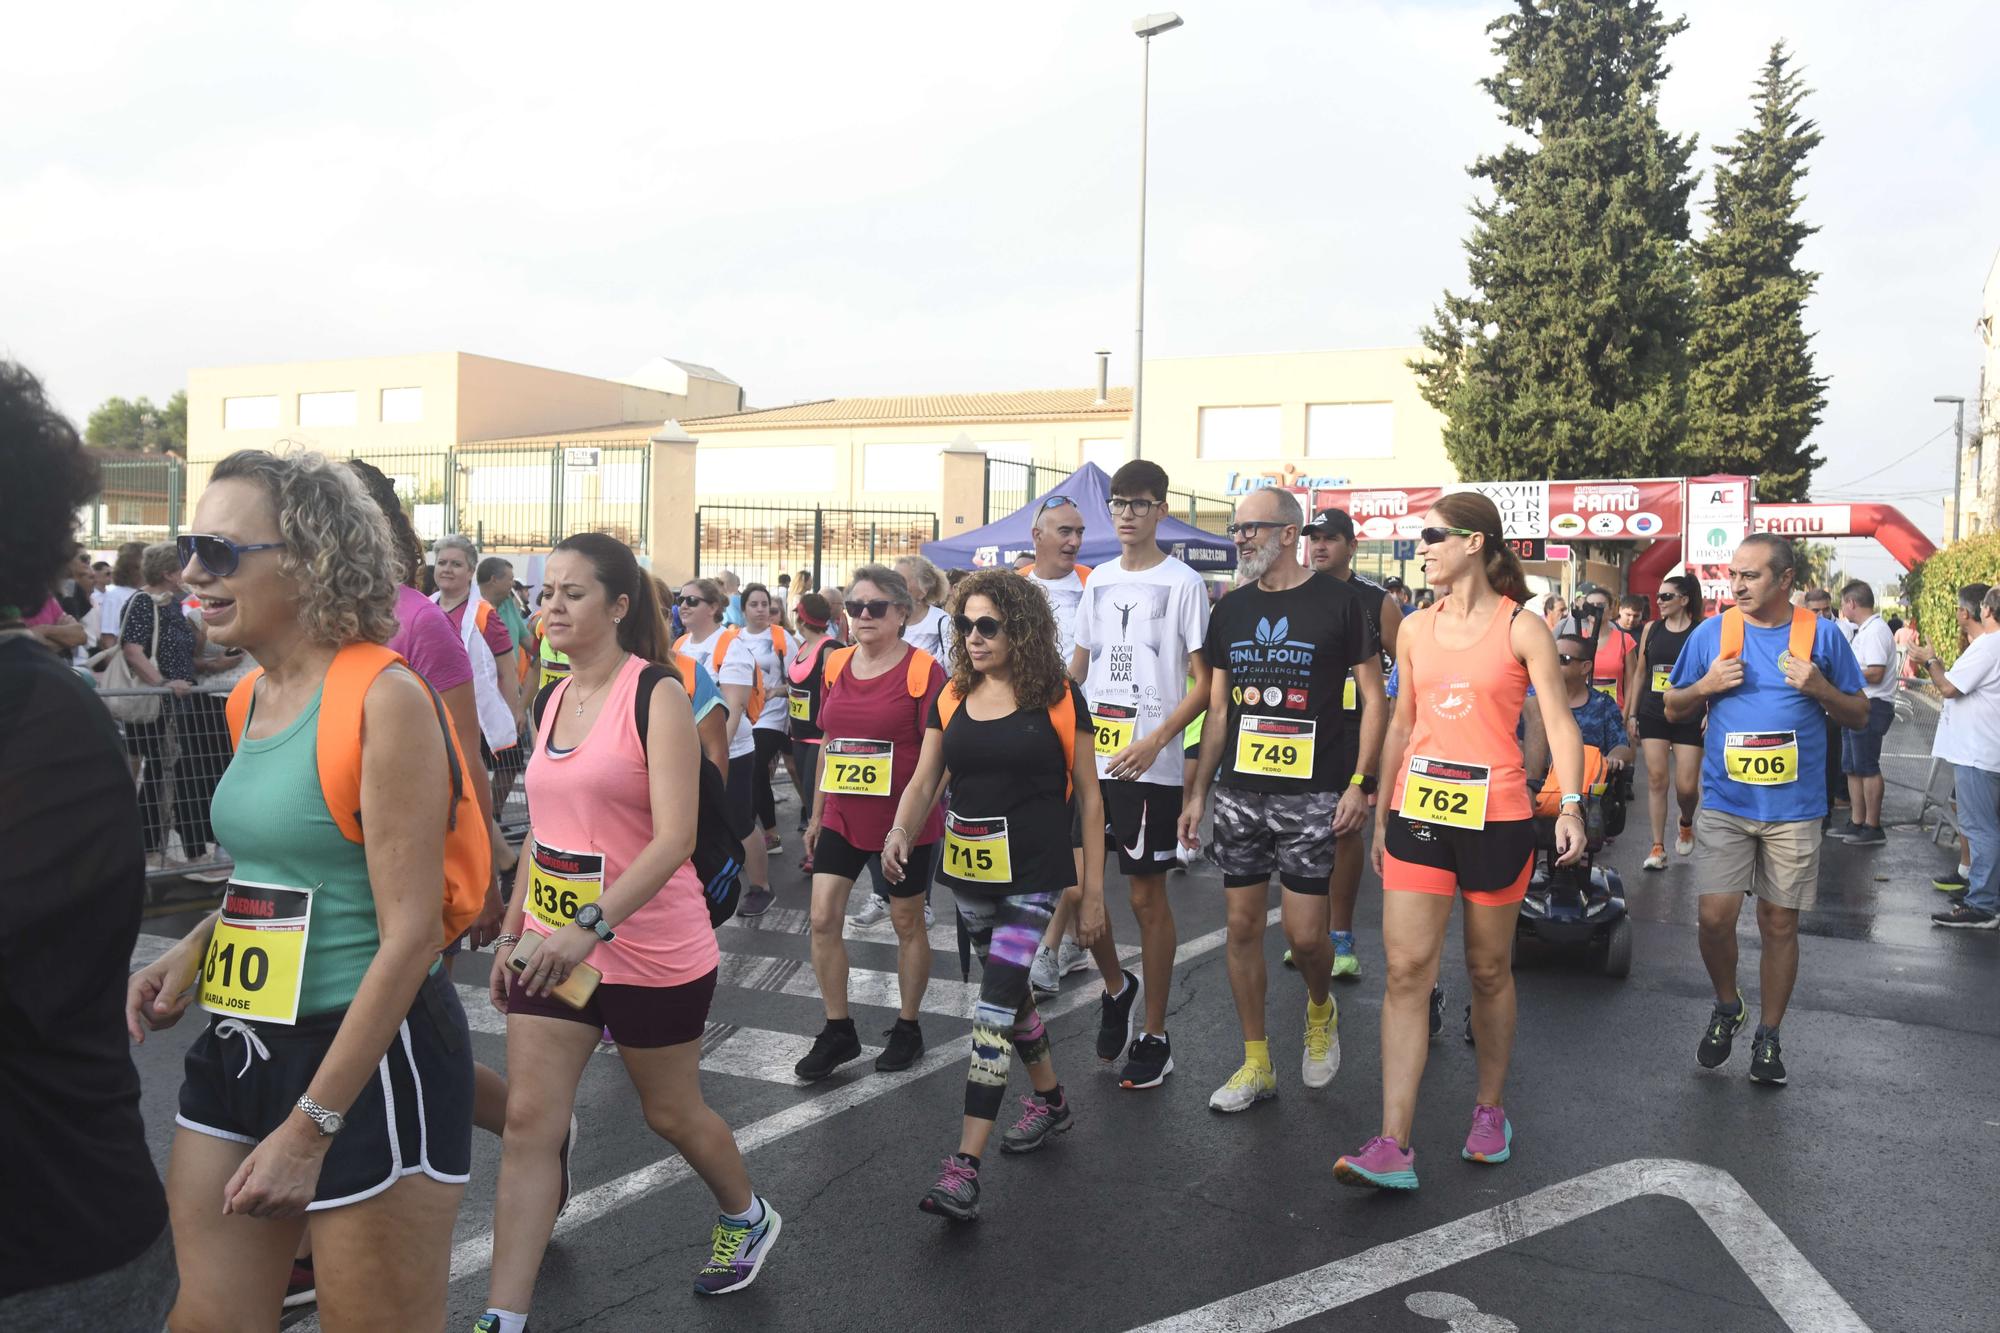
[1179,486,1384,1113]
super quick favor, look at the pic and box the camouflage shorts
[1210,785,1340,887]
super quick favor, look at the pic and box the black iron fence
[695,505,940,589]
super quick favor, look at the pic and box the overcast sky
[5,1,1994,583]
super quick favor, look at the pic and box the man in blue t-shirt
[1666,534,1867,1089]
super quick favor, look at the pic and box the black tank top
[1638,618,1697,719]
[932,682,1089,897]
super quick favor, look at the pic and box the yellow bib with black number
[788,687,811,722]
[943,812,1012,884]
[1403,755,1491,830]
[1724,731,1798,786]
[199,881,313,1025]
[1592,677,1618,699]
[1091,702,1137,755]
[1651,667,1672,695]
[539,655,571,694]
[527,840,604,931]
[1233,716,1316,780]
[821,738,892,796]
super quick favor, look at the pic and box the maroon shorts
[505,967,717,1049]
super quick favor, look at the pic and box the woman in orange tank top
[1333,492,1585,1195]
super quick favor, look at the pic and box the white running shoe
[1675,823,1695,857]
[1207,1062,1278,1113]
[1030,945,1060,996]
[924,902,935,928]
[1302,999,1341,1088]
[853,895,889,927]
[1056,937,1090,977]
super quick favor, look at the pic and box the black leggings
[956,889,1058,1121]
[751,726,789,831]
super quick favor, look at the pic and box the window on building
[696,445,837,495]
[863,443,945,493]
[1306,402,1395,460]
[1080,438,1127,474]
[298,390,358,428]
[1198,406,1281,460]
[381,386,424,423]
[223,395,280,430]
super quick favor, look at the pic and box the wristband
[1559,793,1582,807]
[1348,772,1365,787]
[1557,808,1585,822]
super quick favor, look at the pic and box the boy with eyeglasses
[1056,461,1213,1087]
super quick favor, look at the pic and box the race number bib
[821,738,892,796]
[1342,677,1357,711]
[539,656,570,693]
[943,812,1012,884]
[1651,667,1672,695]
[1591,677,1619,699]
[199,881,313,1025]
[1233,716,1316,780]
[1091,702,1137,756]
[527,840,605,931]
[788,687,811,722]
[1403,755,1491,830]
[1724,731,1798,786]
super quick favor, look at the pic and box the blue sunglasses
[177,533,286,577]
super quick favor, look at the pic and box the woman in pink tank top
[483,535,782,1320]
[1335,493,1585,1197]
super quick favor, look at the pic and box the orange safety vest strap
[226,642,402,842]
[1016,563,1091,586]
[935,682,1077,798]
[1719,607,1816,664]
[673,651,700,699]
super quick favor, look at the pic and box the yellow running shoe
[1207,1061,1278,1113]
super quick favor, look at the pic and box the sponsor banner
[1305,487,1443,542]
[1751,504,1854,539]
[1686,476,1751,565]
[1546,480,1683,540]
[1444,481,1548,539]
[1309,478,1686,543]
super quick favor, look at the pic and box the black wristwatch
[573,904,616,942]
[1359,775,1379,797]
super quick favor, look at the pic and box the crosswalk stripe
[726,903,964,953]
[698,1024,882,1083]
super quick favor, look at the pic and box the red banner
[1303,479,1684,542]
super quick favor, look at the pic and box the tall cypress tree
[1681,42,1827,500]
[1415,1,1699,481]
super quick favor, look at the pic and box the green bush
[1903,532,2000,666]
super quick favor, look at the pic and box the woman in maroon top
[796,566,945,1082]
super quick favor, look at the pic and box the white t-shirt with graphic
[1073,555,1210,787]
[1025,568,1087,670]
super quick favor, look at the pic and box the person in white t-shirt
[896,555,954,662]
[679,578,775,917]
[1912,584,2000,927]
[1021,496,1089,670]
[742,583,796,854]
[1834,581,1899,847]
[1038,460,1212,1088]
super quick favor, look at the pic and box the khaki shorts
[1693,808,1820,910]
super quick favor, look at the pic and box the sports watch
[298,1094,344,1137]
[574,903,616,942]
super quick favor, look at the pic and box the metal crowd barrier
[89,680,238,887]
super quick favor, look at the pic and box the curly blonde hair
[209,449,401,645]
[947,568,1068,710]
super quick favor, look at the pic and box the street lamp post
[1937,394,1967,541]
[1129,11,1183,461]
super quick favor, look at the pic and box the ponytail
[1431,491,1529,604]
[1483,544,1531,605]
[551,532,681,686]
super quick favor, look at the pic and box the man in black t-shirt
[1180,487,1385,1114]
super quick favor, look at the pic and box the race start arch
[1280,476,1936,597]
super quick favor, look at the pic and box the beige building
[185,351,742,468]
[680,346,1451,512]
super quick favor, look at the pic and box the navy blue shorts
[176,967,473,1209]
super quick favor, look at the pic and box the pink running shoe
[1333,1136,1418,1190]
[1462,1104,1513,1163]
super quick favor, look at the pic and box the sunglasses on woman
[1657,590,1682,602]
[952,614,1006,640]
[1556,652,1588,666]
[176,533,285,578]
[1419,525,1476,545]
[679,594,714,607]
[845,598,894,619]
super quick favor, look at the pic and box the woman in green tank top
[125,449,475,1332]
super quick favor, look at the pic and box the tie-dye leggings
[954,888,1058,1121]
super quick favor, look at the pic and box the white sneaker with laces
[1056,938,1090,977]
[1675,824,1695,857]
[1302,999,1341,1088]
[1029,945,1060,996]
[853,896,889,927]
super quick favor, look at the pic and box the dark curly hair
[947,568,1067,710]
[0,361,99,617]
[344,458,423,588]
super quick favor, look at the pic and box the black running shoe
[1428,986,1445,1042]
[793,1021,862,1082]
[1931,871,1969,894]
[1119,1033,1174,1089]
[1748,1028,1787,1086]
[1697,998,1747,1068]
[1097,970,1140,1062]
[1000,1091,1073,1153]
[875,1019,924,1072]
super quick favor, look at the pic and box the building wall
[452,354,685,443]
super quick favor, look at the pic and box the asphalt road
[126,692,1998,1332]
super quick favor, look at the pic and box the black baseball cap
[1383,576,1408,591]
[1576,581,1605,596]
[1303,508,1356,541]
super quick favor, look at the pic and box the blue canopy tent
[921,462,1236,575]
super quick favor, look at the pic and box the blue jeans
[1952,763,2000,916]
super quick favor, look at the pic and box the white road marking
[1126,1157,1870,1333]
[428,907,1278,1290]
[728,902,967,952]
[697,1025,882,1083]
